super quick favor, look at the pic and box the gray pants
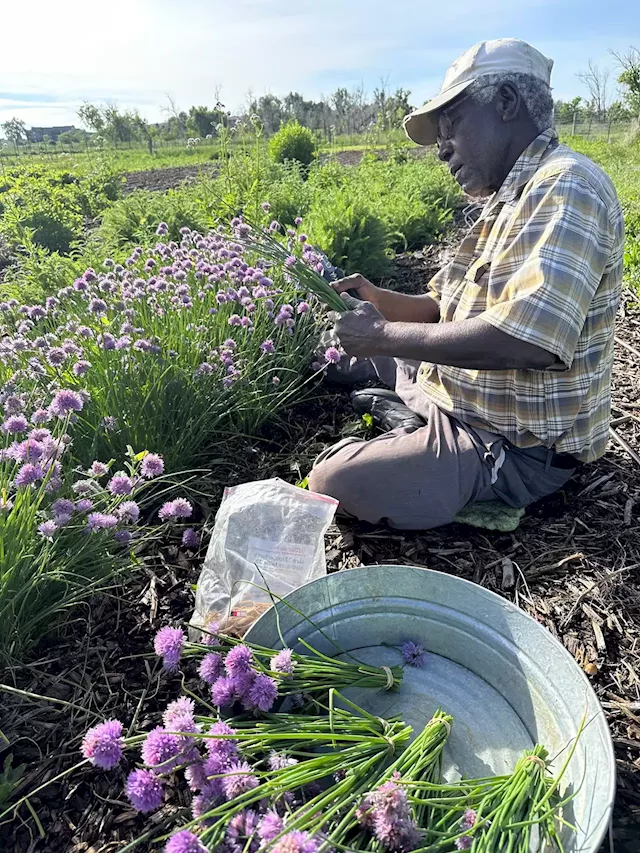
[308,358,575,530]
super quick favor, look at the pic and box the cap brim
[403,78,476,145]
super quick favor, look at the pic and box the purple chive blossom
[272,376,281,386]
[258,811,284,843]
[221,760,259,800]
[461,810,477,830]
[15,463,44,487]
[297,233,308,243]
[205,721,238,761]
[271,649,295,675]
[272,831,320,853]
[31,409,50,425]
[73,360,91,376]
[185,761,209,792]
[46,348,67,367]
[324,347,341,364]
[455,838,473,851]
[211,676,237,707]
[191,785,220,821]
[49,390,84,417]
[401,641,427,668]
[103,416,116,431]
[268,752,298,771]
[76,498,94,512]
[141,727,184,771]
[73,479,95,495]
[224,644,253,676]
[38,520,57,540]
[199,653,223,685]
[126,768,164,813]
[182,528,200,548]
[89,297,108,314]
[163,697,196,729]
[260,339,275,354]
[141,452,164,478]
[261,201,271,211]
[284,255,296,268]
[52,498,75,518]
[245,674,278,712]
[156,222,169,236]
[115,530,132,545]
[117,501,140,524]
[2,415,28,434]
[87,512,118,531]
[89,461,109,477]
[164,830,208,853]
[297,301,310,314]
[158,498,193,521]
[107,472,133,496]
[81,719,124,769]
[154,626,185,672]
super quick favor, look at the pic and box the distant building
[27,126,76,143]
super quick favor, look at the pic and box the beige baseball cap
[403,38,554,146]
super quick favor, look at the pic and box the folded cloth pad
[453,500,525,532]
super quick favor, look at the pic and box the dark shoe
[351,388,426,432]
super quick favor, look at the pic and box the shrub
[305,188,392,279]
[268,122,318,167]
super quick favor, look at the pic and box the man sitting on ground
[308,38,624,530]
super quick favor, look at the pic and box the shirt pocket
[452,255,493,320]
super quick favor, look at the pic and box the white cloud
[0,0,638,128]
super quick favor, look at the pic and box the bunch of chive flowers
[153,627,408,710]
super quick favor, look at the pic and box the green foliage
[268,122,318,167]
[0,755,26,807]
[305,187,392,279]
[97,189,209,248]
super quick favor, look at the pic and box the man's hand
[333,295,389,358]
[332,273,381,306]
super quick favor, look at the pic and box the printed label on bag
[246,537,315,582]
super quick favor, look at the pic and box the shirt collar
[482,127,559,214]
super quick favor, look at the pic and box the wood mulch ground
[1,255,640,852]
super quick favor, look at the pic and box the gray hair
[468,72,554,132]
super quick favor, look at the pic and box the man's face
[436,90,510,197]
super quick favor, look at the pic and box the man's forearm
[377,316,556,370]
[370,290,440,323]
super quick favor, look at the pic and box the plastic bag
[190,478,338,638]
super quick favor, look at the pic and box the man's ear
[497,83,520,123]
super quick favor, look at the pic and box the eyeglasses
[436,85,492,144]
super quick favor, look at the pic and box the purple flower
[103,416,116,431]
[401,641,426,668]
[107,472,133,496]
[258,810,284,842]
[182,527,200,548]
[297,301,310,314]
[115,530,132,545]
[192,784,221,822]
[3,415,29,434]
[81,719,124,769]
[272,376,281,386]
[185,761,209,792]
[455,838,473,851]
[373,814,421,851]
[73,479,95,495]
[141,453,164,478]
[324,347,341,364]
[271,649,295,675]
[157,222,169,236]
[228,314,242,327]
[126,768,164,813]
[272,831,320,853]
[206,721,238,762]
[225,644,253,676]
[46,347,67,367]
[297,233,308,243]
[15,463,44,487]
[49,390,84,417]
[269,220,280,232]
[154,626,185,672]
[260,339,275,354]
[294,216,303,225]
[245,674,278,712]
[284,255,296,268]
[76,498,94,512]
[164,830,208,853]
[163,697,196,729]
[87,512,118,532]
[38,520,57,539]
[31,408,50,425]
[199,652,223,685]
[226,809,261,853]
[158,498,193,521]
[268,752,298,771]
[89,461,109,477]
[211,676,236,707]
[141,726,184,771]
[89,297,107,314]
[73,360,91,376]
[117,500,140,524]
[221,760,259,800]
[461,809,477,830]
[261,202,271,211]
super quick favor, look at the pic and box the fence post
[572,111,577,135]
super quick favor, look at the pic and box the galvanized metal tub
[246,564,615,853]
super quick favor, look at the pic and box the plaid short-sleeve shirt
[417,128,624,462]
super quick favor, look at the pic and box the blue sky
[1,0,639,129]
